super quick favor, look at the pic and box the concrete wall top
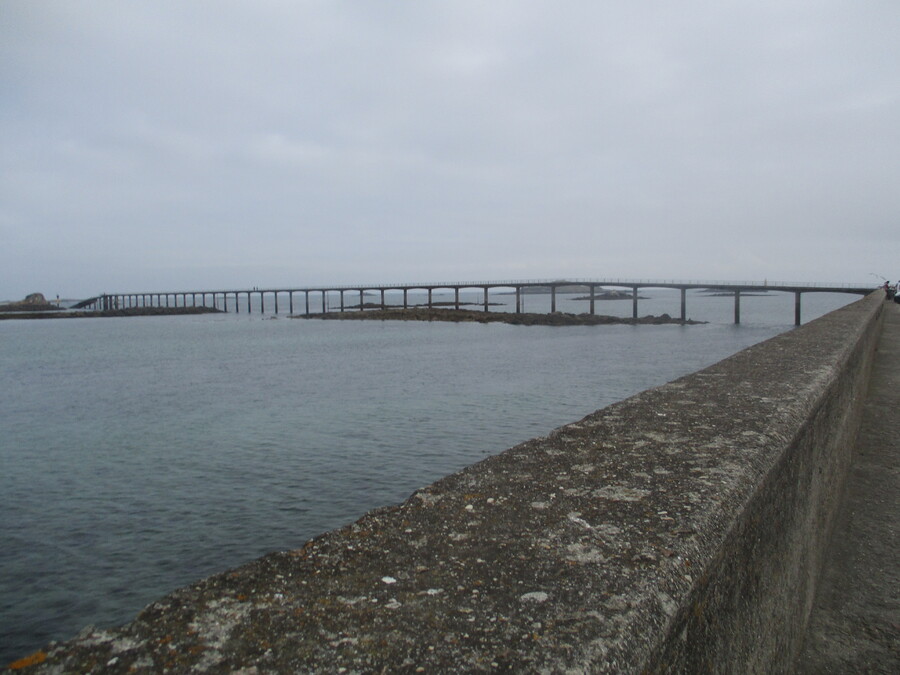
[14,293,883,673]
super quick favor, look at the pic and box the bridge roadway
[78,279,873,325]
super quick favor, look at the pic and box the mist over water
[0,290,859,663]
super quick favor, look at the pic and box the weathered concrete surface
[794,302,900,673]
[7,293,883,673]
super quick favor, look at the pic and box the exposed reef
[294,307,702,325]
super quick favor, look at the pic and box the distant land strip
[0,306,222,320]
[294,307,703,326]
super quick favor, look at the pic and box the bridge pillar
[589,285,595,315]
[428,288,433,309]
[551,286,557,313]
[516,287,522,313]
[795,292,802,326]
[261,292,265,314]
[455,288,460,310]
[734,290,741,324]
[321,290,326,313]
[632,287,638,319]
[359,289,364,311]
[681,288,687,322]
[381,289,385,310]
[403,289,408,309]
[483,287,489,312]
[289,291,293,314]
[340,290,345,312]
[305,291,310,316]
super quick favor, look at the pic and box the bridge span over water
[78,279,873,325]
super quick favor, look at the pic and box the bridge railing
[131,279,873,294]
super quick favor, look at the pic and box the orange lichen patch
[236,594,249,601]
[8,650,47,669]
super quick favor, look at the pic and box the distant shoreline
[294,307,703,326]
[0,306,222,320]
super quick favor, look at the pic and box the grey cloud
[2,1,899,298]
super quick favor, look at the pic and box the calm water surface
[0,290,859,662]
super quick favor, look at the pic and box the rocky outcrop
[0,293,61,312]
[296,308,702,325]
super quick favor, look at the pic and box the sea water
[0,289,860,663]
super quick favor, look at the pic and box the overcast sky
[2,1,898,299]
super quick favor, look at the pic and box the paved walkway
[795,301,900,672]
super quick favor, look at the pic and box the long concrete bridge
[76,278,873,325]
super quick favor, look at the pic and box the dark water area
[0,290,859,663]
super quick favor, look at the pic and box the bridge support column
[455,288,460,310]
[795,292,802,326]
[261,292,265,314]
[483,287,489,312]
[381,289,386,310]
[289,291,293,314]
[359,289,364,311]
[516,287,522,313]
[321,290,326,313]
[590,285,595,315]
[340,291,345,312]
[551,286,557,313]
[632,287,638,319]
[734,290,741,324]
[428,289,433,309]
[681,288,687,322]
[403,289,408,309]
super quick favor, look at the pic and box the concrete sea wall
[14,293,883,673]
